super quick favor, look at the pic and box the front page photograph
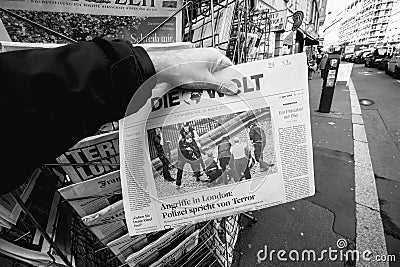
[148,107,278,198]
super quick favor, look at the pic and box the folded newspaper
[120,53,314,235]
[58,170,122,217]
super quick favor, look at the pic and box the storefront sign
[291,11,304,31]
[268,10,287,32]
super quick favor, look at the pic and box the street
[351,65,400,265]
[233,64,400,267]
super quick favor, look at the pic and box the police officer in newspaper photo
[176,134,207,189]
[179,122,206,172]
[247,121,270,172]
[153,127,175,182]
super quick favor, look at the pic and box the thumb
[205,72,239,95]
[212,53,234,72]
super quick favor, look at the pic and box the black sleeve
[0,39,156,194]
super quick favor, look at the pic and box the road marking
[349,79,389,267]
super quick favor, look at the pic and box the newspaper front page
[2,0,182,17]
[120,53,315,235]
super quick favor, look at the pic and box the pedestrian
[316,53,323,70]
[248,121,269,171]
[176,135,203,188]
[153,128,174,182]
[0,38,239,195]
[319,53,328,78]
[231,137,251,182]
[308,55,317,80]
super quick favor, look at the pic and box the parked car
[351,50,363,62]
[365,47,389,67]
[387,54,400,78]
[355,50,372,64]
[378,57,390,71]
[343,53,354,61]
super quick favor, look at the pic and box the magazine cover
[120,53,314,236]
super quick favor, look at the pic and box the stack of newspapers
[56,131,202,266]
[0,168,74,266]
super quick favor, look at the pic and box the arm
[0,40,239,194]
[0,39,154,194]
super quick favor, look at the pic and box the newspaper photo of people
[147,107,278,198]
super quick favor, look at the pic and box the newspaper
[2,0,183,43]
[58,170,122,217]
[0,169,39,226]
[2,0,183,17]
[56,131,119,183]
[149,229,199,267]
[119,53,315,235]
[81,200,127,244]
[0,170,71,266]
[125,225,195,267]
[107,230,170,262]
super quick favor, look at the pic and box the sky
[326,0,352,15]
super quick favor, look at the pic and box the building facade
[254,0,327,56]
[321,10,344,49]
[383,0,400,49]
[322,0,398,50]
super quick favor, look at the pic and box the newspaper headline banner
[2,0,183,43]
[2,0,183,17]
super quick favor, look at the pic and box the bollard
[318,52,341,113]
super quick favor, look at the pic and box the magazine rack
[182,0,271,64]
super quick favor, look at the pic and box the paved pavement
[350,65,400,267]
[233,71,357,266]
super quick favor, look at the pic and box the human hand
[148,48,239,95]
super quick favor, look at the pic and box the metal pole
[244,0,248,62]
[210,0,215,47]
[138,1,192,44]
[0,8,77,43]
[263,11,267,59]
[11,191,74,267]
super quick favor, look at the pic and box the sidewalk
[233,73,357,266]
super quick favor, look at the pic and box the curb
[349,79,389,267]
